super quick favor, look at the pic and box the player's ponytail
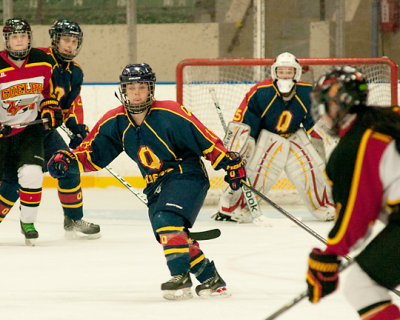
[360,107,400,152]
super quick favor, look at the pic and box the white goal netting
[176,58,398,205]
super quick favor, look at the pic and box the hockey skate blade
[162,288,193,301]
[25,238,36,246]
[64,230,102,240]
[197,286,231,298]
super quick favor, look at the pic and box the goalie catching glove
[224,152,246,191]
[306,248,340,304]
[40,98,63,129]
[47,150,76,178]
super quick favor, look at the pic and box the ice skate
[64,217,101,239]
[195,268,230,298]
[161,271,193,300]
[20,221,38,246]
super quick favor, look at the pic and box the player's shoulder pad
[98,105,126,124]
[296,81,313,87]
[150,100,186,114]
[0,51,11,69]
[70,61,84,77]
[27,48,53,66]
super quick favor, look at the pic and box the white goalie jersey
[217,121,336,222]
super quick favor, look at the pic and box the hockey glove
[40,98,63,129]
[0,122,11,138]
[224,152,246,191]
[68,124,89,149]
[306,248,340,304]
[47,150,76,178]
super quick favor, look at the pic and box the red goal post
[176,57,398,205]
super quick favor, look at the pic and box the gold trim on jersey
[327,129,372,246]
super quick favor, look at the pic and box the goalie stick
[209,88,266,225]
[59,125,220,241]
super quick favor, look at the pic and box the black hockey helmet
[49,19,83,61]
[3,18,32,60]
[119,63,156,114]
[311,66,368,135]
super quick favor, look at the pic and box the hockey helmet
[311,66,368,134]
[3,18,32,60]
[271,52,302,94]
[49,19,83,61]
[119,63,156,114]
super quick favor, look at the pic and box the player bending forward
[214,52,335,223]
[48,63,246,300]
[306,66,400,319]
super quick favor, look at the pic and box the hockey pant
[218,129,335,222]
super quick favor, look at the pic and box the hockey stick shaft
[240,179,327,244]
[241,179,400,300]
[264,259,354,320]
[9,118,48,128]
[59,125,220,241]
[209,88,263,220]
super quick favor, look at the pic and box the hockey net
[176,58,398,205]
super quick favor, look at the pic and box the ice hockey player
[0,18,62,245]
[0,19,100,239]
[213,52,335,223]
[306,66,400,319]
[47,63,246,300]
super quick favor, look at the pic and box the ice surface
[0,187,393,320]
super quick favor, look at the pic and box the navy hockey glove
[40,98,63,129]
[68,124,89,149]
[224,152,246,191]
[47,150,76,178]
[0,122,11,138]
[306,248,340,304]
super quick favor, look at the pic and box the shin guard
[157,226,190,275]
[58,185,83,220]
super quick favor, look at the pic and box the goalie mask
[119,63,156,114]
[311,66,368,136]
[271,52,302,94]
[49,19,83,61]
[3,18,32,60]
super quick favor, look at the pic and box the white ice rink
[0,186,396,320]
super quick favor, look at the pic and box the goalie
[213,52,336,223]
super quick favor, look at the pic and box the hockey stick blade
[189,228,221,241]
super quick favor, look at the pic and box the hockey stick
[9,118,49,128]
[264,258,354,320]
[209,88,266,224]
[241,179,400,299]
[240,179,326,244]
[59,125,220,241]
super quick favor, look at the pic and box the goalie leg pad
[223,121,252,156]
[247,129,289,195]
[216,130,289,223]
[285,129,335,221]
[312,119,339,159]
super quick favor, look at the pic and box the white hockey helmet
[271,52,302,94]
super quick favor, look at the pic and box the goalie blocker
[216,122,335,222]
